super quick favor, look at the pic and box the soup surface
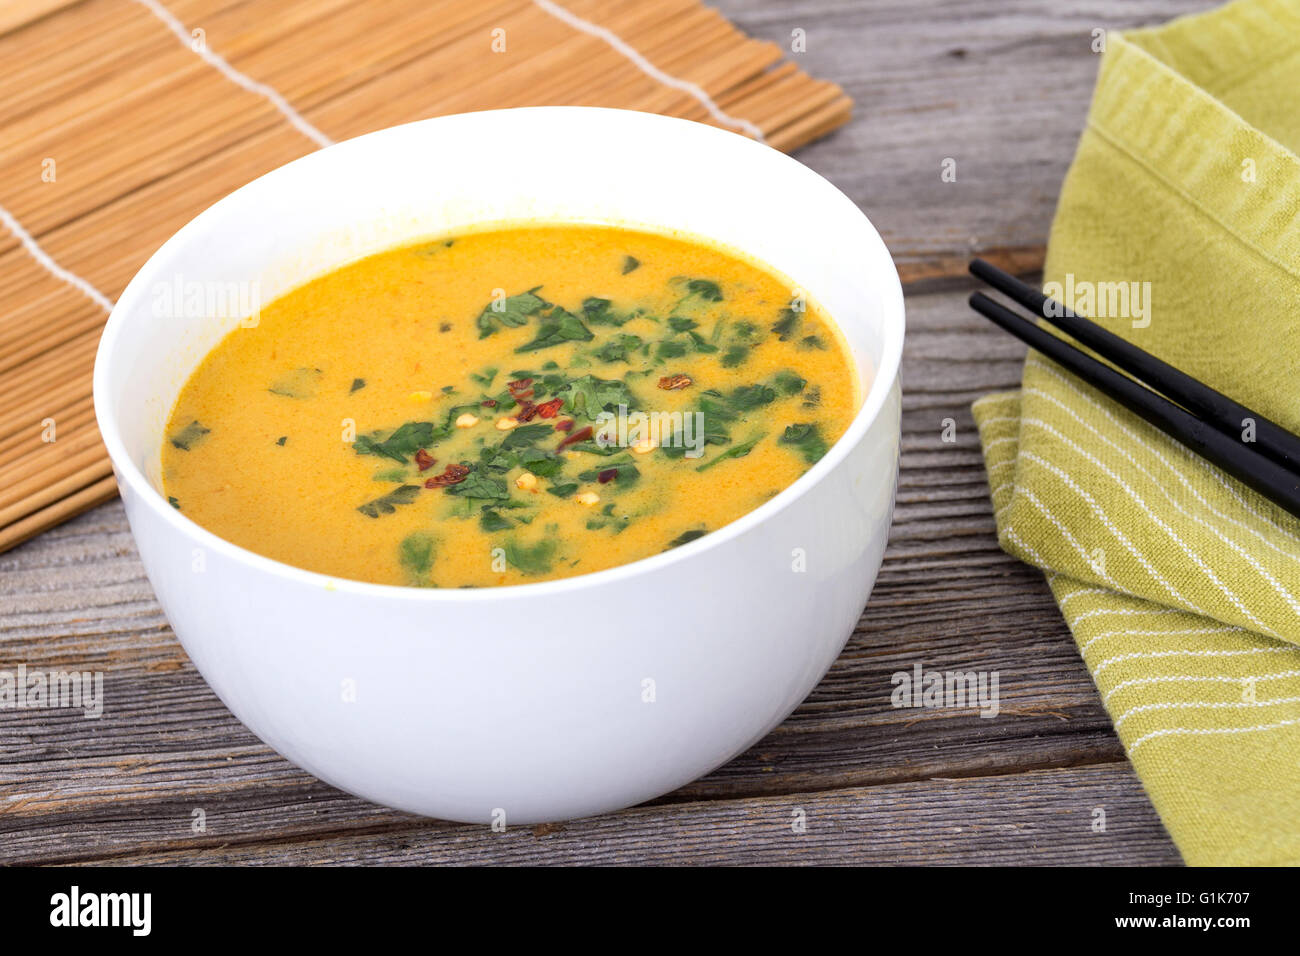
[162,224,861,587]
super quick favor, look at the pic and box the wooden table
[0,0,1218,865]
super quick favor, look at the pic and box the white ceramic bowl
[94,107,904,823]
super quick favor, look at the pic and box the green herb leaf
[469,366,498,387]
[398,532,436,583]
[564,374,639,420]
[585,298,636,326]
[479,510,512,532]
[444,470,509,502]
[518,446,563,477]
[698,390,738,422]
[668,316,699,333]
[683,278,723,301]
[500,423,554,449]
[687,331,718,353]
[577,458,640,485]
[275,435,288,446]
[357,484,422,518]
[268,367,323,399]
[593,333,642,364]
[354,421,435,463]
[476,287,548,338]
[720,344,750,368]
[167,496,181,510]
[779,422,829,465]
[350,377,366,393]
[515,306,594,353]
[730,384,778,409]
[621,255,640,274]
[666,528,707,549]
[503,537,556,574]
[169,420,210,451]
[772,308,802,341]
[696,433,765,472]
[771,370,807,395]
[547,482,579,498]
[655,339,688,360]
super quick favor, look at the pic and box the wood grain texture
[715,0,1219,280]
[61,764,1179,866]
[0,0,1218,865]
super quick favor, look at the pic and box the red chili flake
[535,398,564,418]
[414,449,436,472]
[658,374,693,390]
[516,401,539,422]
[507,377,533,393]
[557,424,593,451]
[481,398,498,408]
[597,468,618,484]
[424,463,470,488]
[555,419,575,433]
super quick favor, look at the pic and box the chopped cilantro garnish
[666,528,707,549]
[268,367,323,399]
[772,308,802,341]
[515,306,594,353]
[169,420,210,451]
[398,532,436,583]
[358,484,421,518]
[779,423,829,465]
[696,433,765,472]
[354,421,436,463]
[503,538,556,574]
[476,287,548,338]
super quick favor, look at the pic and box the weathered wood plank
[59,764,1179,866]
[714,0,1220,280]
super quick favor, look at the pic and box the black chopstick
[970,258,1300,473]
[967,289,1300,520]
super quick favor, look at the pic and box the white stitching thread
[1024,377,1300,572]
[1019,449,1207,616]
[1104,668,1300,705]
[133,0,334,148]
[1093,643,1296,679]
[531,0,766,142]
[0,205,113,312]
[1115,693,1300,732]
[1020,415,1284,629]
[1079,621,1235,654]
[1028,354,1300,551]
[1129,714,1300,753]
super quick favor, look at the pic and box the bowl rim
[93,106,905,602]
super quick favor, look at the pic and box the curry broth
[161,225,861,587]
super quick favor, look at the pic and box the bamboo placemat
[0,0,852,554]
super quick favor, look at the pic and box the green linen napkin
[972,0,1300,866]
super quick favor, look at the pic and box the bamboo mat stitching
[132,0,335,147]
[530,0,766,141]
[0,205,114,311]
[1,0,771,305]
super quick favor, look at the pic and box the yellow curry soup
[162,224,862,587]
